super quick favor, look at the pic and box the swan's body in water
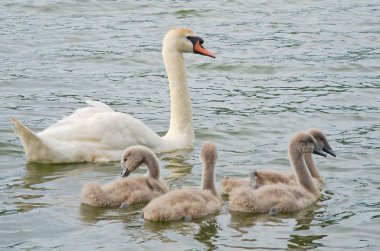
[229,132,326,215]
[143,142,222,222]
[12,28,215,163]
[221,128,335,194]
[81,146,169,208]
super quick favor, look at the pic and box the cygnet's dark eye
[124,158,128,162]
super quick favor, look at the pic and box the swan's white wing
[40,104,162,150]
[45,100,115,130]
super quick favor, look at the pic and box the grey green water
[1,0,379,250]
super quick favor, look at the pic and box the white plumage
[12,28,215,163]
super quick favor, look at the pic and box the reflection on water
[23,162,80,189]
[79,203,144,225]
[227,204,331,249]
[160,148,194,180]
[194,219,220,251]
[288,234,327,250]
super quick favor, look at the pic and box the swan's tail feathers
[12,116,40,148]
[11,117,50,162]
[85,100,114,112]
[12,117,36,139]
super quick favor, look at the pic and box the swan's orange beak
[194,40,215,58]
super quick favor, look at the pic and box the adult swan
[12,28,215,163]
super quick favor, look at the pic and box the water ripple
[1,0,379,250]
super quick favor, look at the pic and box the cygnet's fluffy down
[143,188,221,221]
[143,142,222,221]
[222,128,335,194]
[229,132,325,214]
[253,128,335,189]
[229,183,317,214]
[81,145,169,208]
[220,177,250,194]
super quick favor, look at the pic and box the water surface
[1,0,380,250]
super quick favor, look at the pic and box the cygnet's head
[120,145,157,178]
[289,131,327,157]
[308,128,336,157]
[200,141,218,166]
[163,28,215,58]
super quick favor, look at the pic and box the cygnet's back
[143,142,222,221]
[81,145,169,208]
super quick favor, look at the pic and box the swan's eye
[186,36,204,47]
[124,158,128,162]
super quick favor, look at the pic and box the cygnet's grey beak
[323,143,336,157]
[312,143,327,157]
[121,169,131,178]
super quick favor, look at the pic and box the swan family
[12,28,337,221]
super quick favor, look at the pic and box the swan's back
[81,175,169,207]
[221,177,250,194]
[13,101,164,163]
[229,183,315,213]
[105,176,169,203]
[143,188,222,221]
[43,111,161,148]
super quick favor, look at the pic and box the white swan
[229,132,326,215]
[11,28,215,163]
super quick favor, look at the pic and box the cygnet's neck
[201,159,218,196]
[303,152,323,184]
[162,49,194,146]
[289,150,320,196]
[144,154,160,179]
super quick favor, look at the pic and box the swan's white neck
[162,48,194,148]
